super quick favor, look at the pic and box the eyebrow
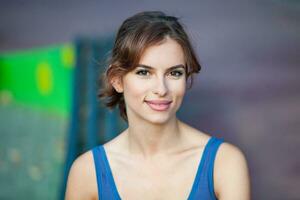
[136,64,186,71]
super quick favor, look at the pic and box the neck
[124,116,183,159]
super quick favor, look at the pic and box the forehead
[138,38,185,69]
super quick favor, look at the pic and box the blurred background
[0,0,299,199]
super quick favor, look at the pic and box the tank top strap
[202,137,224,199]
[92,145,120,200]
[188,136,224,200]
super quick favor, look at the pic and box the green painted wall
[0,44,74,116]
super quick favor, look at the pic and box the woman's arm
[214,142,251,200]
[65,151,97,200]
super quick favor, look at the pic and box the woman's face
[117,37,186,124]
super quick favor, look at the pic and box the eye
[135,69,150,76]
[169,70,184,77]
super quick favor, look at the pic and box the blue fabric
[92,136,224,200]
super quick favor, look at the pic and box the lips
[145,100,172,111]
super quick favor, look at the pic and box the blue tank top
[92,136,224,200]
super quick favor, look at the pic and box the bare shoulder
[214,142,251,200]
[65,150,98,200]
[178,121,212,145]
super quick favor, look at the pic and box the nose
[153,76,168,96]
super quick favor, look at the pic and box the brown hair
[98,11,201,121]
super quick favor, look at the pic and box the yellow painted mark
[28,165,42,181]
[61,45,75,68]
[8,148,21,164]
[36,62,53,95]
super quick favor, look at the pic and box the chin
[142,113,175,125]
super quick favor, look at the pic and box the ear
[111,76,124,93]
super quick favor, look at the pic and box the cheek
[123,78,148,100]
[170,80,186,97]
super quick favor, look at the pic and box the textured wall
[0,104,67,199]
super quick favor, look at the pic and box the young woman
[65,11,251,200]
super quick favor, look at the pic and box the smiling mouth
[145,100,172,111]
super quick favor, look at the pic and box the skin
[65,37,251,200]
